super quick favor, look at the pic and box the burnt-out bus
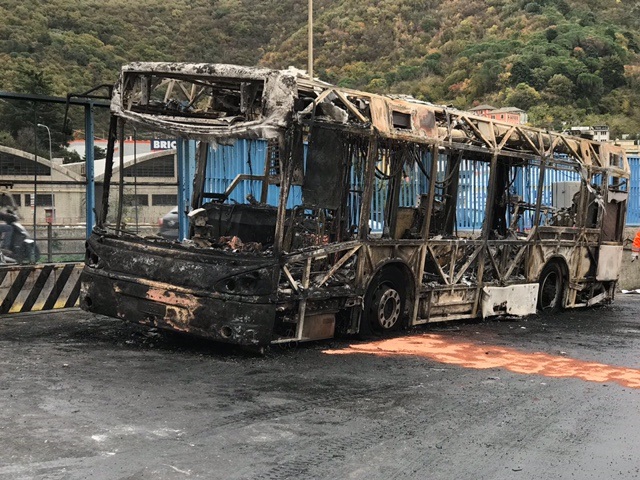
[80,62,630,347]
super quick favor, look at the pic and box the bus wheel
[362,271,407,335]
[538,262,564,313]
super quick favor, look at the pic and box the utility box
[44,207,55,224]
[552,182,581,209]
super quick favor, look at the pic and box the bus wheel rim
[377,288,401,329]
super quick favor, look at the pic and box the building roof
[565,125,609,132]
[0,145,84,182]
[469,104,496,111]
[492,107,525,113]
[64,149,177,180]
[67,139,152,158]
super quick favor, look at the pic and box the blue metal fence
[628,156,640,226]
[205,140,302,208]
[515,165,582,230]
[203,141,640,230]
[456,159,490,232]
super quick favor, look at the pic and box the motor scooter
[0,221,40,264]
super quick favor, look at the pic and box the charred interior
[123,73,265,124]
[80,63,630,347]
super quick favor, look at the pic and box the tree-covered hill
[1,0,639,137]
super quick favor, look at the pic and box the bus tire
[538,262,565,313]
[361,269,407,336]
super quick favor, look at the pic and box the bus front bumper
[80,269,276,347]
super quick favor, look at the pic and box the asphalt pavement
[1,296,640,479]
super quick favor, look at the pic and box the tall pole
[133,127,139,233]
[176,139,188,241]
[38,124,53,262]
[85,102,95,238]
[33,103,38,242]
[308,0,313,80]
[37,123,54,219]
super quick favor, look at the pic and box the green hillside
[1,0,639,139]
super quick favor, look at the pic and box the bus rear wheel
[538,262,564,313]
[361,269,407,336]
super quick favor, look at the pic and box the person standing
[632,229,640,262]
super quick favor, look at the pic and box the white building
[0,145,178,226]
[564,125,610,142]
[0,145,85,224]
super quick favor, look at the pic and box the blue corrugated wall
[205,140,302,208]
[203,141,640,229]
[628,156,640,226]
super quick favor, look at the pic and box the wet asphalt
[1,296,640,479]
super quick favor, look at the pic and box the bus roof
[112,62,629,177]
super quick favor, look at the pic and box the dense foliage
[1,0,639,145]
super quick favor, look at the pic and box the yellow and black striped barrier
[0,263,83,314]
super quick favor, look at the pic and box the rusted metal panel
[300,313,335,341]
[596,245,623,281]
[481,284,539,318]
[304,126,348,209]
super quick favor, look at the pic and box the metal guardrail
[27,223,158,263]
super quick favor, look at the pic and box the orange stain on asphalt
[324,335,640,389]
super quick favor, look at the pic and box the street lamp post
[37,123,52,167]
[37,123,54,261]
[37,124,54,207]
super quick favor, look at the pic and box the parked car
[158,207,179,240]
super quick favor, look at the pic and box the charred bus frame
[80,63,630,347]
